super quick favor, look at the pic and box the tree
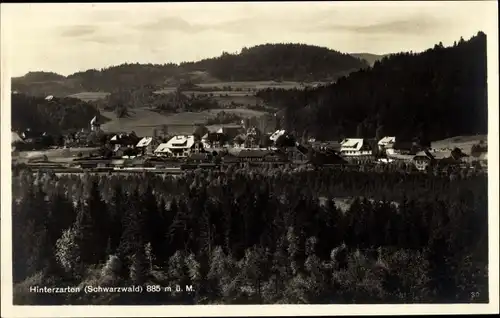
[356,123,364,138]
[115,103,129,118]
[375,125,384,141]
[275,134,296,148]
[55,227,83,278]
[194,125,209,141]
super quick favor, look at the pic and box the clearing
[68,92,110,101]
[100,107,268,137]
[431,135,487,154]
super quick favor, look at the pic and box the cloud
[310,15,444,36]
[59,25,98,37]
[134,16,206,34]
[132,15,282,35]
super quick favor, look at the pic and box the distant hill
[257,32,487,142]
[180,43,368,82]
[11,44,369,97]
[350,53,389,66]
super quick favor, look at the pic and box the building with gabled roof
[377,136,396,150]
[154,135,203,158]
[136,137,153,148]
[340,138,373,156]
[154,143,171,157]
[136,137,155,155]
[270,130,286,142]
[90,115,101,132]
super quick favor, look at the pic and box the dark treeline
[12,168,488,304]
[12,43,368,96]
[11,93,107,134]
[257,32,487,141]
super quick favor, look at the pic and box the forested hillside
[11,44,368,97]
[180,44,368,81]
[258,32,487,142]
[11,93,106,133]
[12,168,488,304]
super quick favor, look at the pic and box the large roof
[154,143,172,153]
[165,135,195,149]
[136,137,153,147]
[340,138,364,151]
[378,136,396,146]
[270,130,286,141]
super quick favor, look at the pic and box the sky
[1,1,496,77]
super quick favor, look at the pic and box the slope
[257,32,487,142]
[11,44,368,97]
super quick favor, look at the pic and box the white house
[154,143,172,157]
[378,136,396,151]
[136,137,154,155]
[340,138,373,156]
[90,116,101,132]
[154,135,203,158]
[270,130,286,142]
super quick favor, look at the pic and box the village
[11,114,488,174]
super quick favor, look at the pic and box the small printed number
[146,285,161,293]
[471,292,480,299]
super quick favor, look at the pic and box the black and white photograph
[1,1,498,316]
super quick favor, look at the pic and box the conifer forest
[12,167,488,305]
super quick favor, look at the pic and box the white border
[1,1,499,316]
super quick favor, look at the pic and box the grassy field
[206,108,266,117]
[13,147,100,163]
[67,92,110,101]
[99,107,268,137]
[431,135,487,154]
[179,90,262,107]
[196,81,326,90]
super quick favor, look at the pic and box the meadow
[67,92,111,102]
[99,107,267,137]
[431,135,487,154]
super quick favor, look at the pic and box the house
[155,135,204,158]
[136,137,155,155]
[339,138,373,156]
[413,150,437,171]
[270,130,286,142]
[207,125,243,139]
[90,116,101,132]
[110,133,139,151]
[153,143,171,157]
[387,141,418,156]
[377,136,396,151]
[202,132,230,148]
